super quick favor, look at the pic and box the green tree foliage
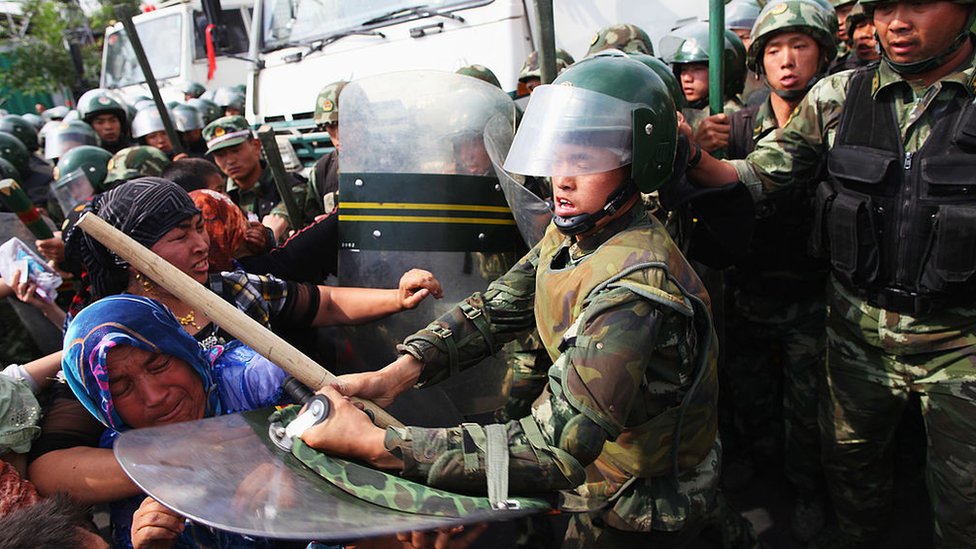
[0,0,141,98]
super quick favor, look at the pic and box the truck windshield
[261,0,475,51]
[103,14,183,88]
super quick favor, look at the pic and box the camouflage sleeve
[269,176,310,227]
[385,288,665,495]
[734,70,852,198]
[398,244,540,386]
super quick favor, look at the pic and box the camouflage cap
[104,145,172,186]
[587,23,654,55]
[748,0,839,74]
[202,115,253,155]
[518,49,576,81]
[312,81,348,127]
[455,65,502,88]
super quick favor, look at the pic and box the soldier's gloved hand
[695,113,731,153]
[397,268,444,310]
[131,496,185,549]
[299,385,402,470]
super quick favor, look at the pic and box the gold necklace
[135,272,200,330]
[175,309,201,330]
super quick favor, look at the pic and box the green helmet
[587,23,654,55]
[0,132,29,177]
[186,98,222,125]
[726,0,763,30]
[748,0,839,74]
[518,49,576,81]
[181,81,207,99]
[0,158,18,181]
[828,0,856,8]
[0,115,39,152]
[663,22,748,98]
[505,53,677,195]
[77,89,128,129]
[628,53,687,109]
[54,145,113,192]
[313,80,348,127]
[213,86,246,113]
[44,120,99,161]
[456,65,502,88]
[104,145,171,186]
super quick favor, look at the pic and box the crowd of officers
[0,0,973,547]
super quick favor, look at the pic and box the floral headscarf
[62,294,220,431]
[190,189,248,272]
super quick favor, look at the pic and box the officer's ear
[249,138,262,156]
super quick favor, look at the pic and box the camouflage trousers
[723,288,827,495]
[821,277,976,547]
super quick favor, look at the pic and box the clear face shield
[44,128,98,160]
[503,85,634,179]
[51,170,95,217]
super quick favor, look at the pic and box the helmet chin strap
[550,179,639,236]
[882,31,971,75]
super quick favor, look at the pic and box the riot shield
[338,72,522,418]
[114,408,542,541]
[484,114,552,249]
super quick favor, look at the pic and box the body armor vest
[813,66,976,313]
[533,217,718,478]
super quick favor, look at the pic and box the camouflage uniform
[203,116,309,229]
[728,53,976,546]
[586,24,654,56]
[388,205,722,544]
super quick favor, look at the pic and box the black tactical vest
[812,66,976,314]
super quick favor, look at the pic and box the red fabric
[0,461,40,518]
[205,24,217,81]
[190,189,248,272]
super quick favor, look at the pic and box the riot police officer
[683,0,976,545]
[77,89,131,154]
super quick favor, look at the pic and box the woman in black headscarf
[31,177,443,507]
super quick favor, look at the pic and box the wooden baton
[75,212,403,429]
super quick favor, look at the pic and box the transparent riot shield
[484,114,552,249]
[338,72,522,419]
[114,409,543,540]
[51,170,95,217]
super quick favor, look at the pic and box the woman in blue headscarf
[63,293,285,548]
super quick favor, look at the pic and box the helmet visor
[44,129,97,160]
[503,85,634,178]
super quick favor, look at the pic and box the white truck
[100,0,253,101]
[244,0,708,166]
